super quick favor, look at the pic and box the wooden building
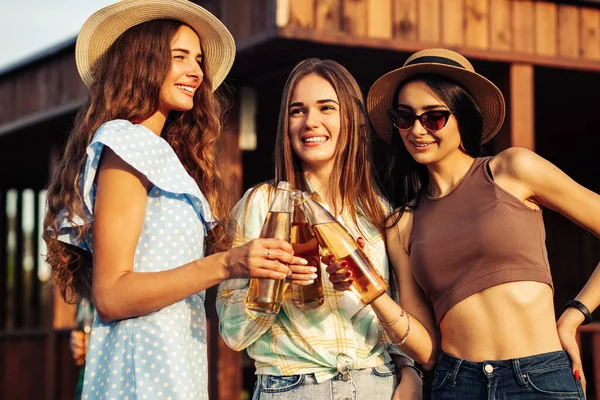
[1,0,599,399]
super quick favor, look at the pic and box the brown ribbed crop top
[409,157,553,324]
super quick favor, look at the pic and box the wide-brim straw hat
[367,48,505,144]
[75,0,235,91]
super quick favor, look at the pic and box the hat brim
[76,0,235,91]
[367,63,505,144]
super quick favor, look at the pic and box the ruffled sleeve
[56,119,215,250]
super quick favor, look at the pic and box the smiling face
[395,80,463,165]
[288,73,341,173]
[158,25,204,116]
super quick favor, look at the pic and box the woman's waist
[436,350,572,377]
[253,352,392,382]
[439,281,561,360]
[249,338,391,371]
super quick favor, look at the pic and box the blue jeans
[252,362,398,400]
[431,350,585,400]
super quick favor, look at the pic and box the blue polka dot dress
[56,119,215,399]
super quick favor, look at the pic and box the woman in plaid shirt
[217,58,424,400]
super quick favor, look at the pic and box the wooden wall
[274,0,600,70]
[0,48,87,126]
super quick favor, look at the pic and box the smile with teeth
[411,141,435,149]
[175,84,195,93]
[302,136,328,144]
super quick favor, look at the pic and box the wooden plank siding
[490,0,513,51]
[288,0,315,28]
[513,0,535,54]
[316,0,342,33]
[268,0,600,71]
[581,7,600,60]
[442,0,464,46]
[393,0,418,41]
[368,0,393,39]
[343,0,368,37]
[558,4,581,58]
[418,0,441,44]
[0,50,86,125]
[535,1,558,56]
[465,0,489,50]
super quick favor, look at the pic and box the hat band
[405,56,465,69]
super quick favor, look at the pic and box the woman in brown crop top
[327,49,600,399]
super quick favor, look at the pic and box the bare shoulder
[490,147,549,181]
[384,202,415,250]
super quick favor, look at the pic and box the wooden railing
[0,188,51,332]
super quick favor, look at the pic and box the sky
[0,0,119,71]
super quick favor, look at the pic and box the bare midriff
[439,281,562,361]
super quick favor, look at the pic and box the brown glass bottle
[245,181,293,314]
[300,192,388,305]
[290,191,324,310]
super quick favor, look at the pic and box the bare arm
[390,353,423,400]
[493,147,600,393]
[92,148,301,322]
[492,147,600,315]
[377,209,439,368]
[326,209,439,368]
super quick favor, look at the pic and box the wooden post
[509,64,535,150]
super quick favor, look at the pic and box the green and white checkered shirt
[216,184,408,382]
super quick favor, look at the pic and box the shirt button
[484,364,494,373]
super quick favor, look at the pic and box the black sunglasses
[387,109,452,132]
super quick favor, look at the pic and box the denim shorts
[431,350,585,400]
[252,362,398,400]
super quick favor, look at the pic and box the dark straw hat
[76,0,235,91]
[367,48,505,144]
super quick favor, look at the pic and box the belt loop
[512,358,528,388]
[448,357,462,388]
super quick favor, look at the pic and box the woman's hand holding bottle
[322,236,366,292]
[225,238,307,280]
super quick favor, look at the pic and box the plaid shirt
[216,184,408,382]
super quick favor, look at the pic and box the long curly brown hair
[43,19,233,303]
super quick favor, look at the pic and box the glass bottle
[74,299,94,366]
[245,181,293,314]
[299,191,388,305]
[290,190,324,310]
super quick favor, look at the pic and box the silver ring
[267,249,272,259]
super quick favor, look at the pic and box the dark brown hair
[43,19,232,302]
[385,74,484,222]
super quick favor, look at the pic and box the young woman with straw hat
[43,1,306,398]
[330,48,600,399]
[217,58,423,400]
